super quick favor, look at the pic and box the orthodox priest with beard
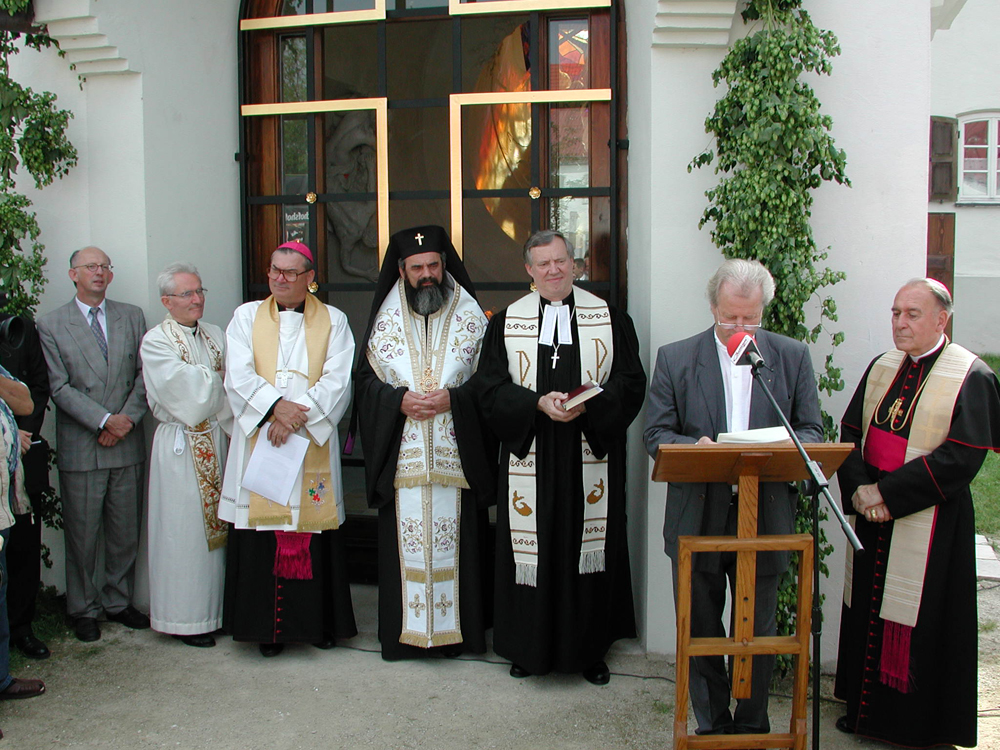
[354,225,495,660]
[476,230,645,684]
[835,278,1000,748]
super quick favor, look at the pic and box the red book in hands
[562,380,603,410]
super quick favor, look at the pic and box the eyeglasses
[73,263,113,273]
[268,265,305,282]
[715,319,764,333]
[165,288,208,300]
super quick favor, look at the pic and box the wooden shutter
[929,116,958,202]
[926,212,954,338]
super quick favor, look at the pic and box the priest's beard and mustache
[405,275,452,316]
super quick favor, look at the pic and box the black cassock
[477,294,646,675]
[835,346,1000,748]
[354,348,497,661]
[223,527,358,645]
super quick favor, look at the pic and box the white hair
[157,263,201,296]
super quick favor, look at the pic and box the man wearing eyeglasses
[37,246,150,643]
[141,263,231,648]
[643,258,823,738]
[219,241,357,657]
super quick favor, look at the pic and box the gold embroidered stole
[248,295,338,531]
[503,287,613,587]
[159,316,227,551]
[843,342,976,626]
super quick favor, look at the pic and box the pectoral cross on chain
[550,345,560,369]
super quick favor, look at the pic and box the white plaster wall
[930,0,1000,353]
[75,0,243,332]
[633,0,931,662]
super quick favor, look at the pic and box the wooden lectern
[652,442,851,750]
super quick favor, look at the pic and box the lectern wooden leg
[732,469,762,699]
[675,544,693,750]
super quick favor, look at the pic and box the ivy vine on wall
[689,0,849,673]
[1,0,76,315]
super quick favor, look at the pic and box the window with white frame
[959,113,1000,202]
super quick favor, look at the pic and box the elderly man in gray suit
[643,258,823,737]
[37,246,149,642]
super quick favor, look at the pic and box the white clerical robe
[142,319,232,635]
[220,300,354,531]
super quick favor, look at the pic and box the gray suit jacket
[37,298,148,472]
[643,327,823,575]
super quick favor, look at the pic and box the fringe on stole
[579,549,606,575]
[516,562,539,587]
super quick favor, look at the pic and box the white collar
[909,335,946,362]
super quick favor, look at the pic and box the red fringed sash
[273,531,313,580]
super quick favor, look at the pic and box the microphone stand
[747,357,863,750]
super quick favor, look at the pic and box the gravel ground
[0,583,996,749]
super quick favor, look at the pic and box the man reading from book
[643,258,823,736]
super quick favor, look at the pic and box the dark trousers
[671,557,778,735]
[5,504,42,639]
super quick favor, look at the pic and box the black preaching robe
[477,293,646,675]
[354,340,497,661]
[835,343,1000,748]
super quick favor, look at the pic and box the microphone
[727,331,764,369]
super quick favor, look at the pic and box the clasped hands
[268,398,310,446]
[98,413,134,447]
[852,483,893,524]
[537,391,585,423]
[401,389,451,422]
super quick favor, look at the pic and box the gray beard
[406,279,447,316]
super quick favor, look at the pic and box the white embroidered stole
[503,287,613,587]
[367,277,486,647]
[366,277,487,489]
[843,343,976,627]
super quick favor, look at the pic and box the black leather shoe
[509,663,531,678]
[313,638,336,650]
[106,606,150,630]
[12,634,50,660]
[438,645,463,658]
[835,715,855,734]
[582,660,611,685]
[74,617,101,642]
[259,643,284,657]
[172,634,216,648]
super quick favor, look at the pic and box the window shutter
[929,116,958,202]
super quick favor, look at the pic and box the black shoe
[106,606,150,630]
[835,715,855,734]
[582,660,610,685]
[313,638,336,650]
[12,634,50,660]
[439,645,463,659]
[509,663,531,678]
[259,643,284,657]
[172,634,216,648]
[74,617,101,642]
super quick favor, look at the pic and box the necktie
[89,307,108,360]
